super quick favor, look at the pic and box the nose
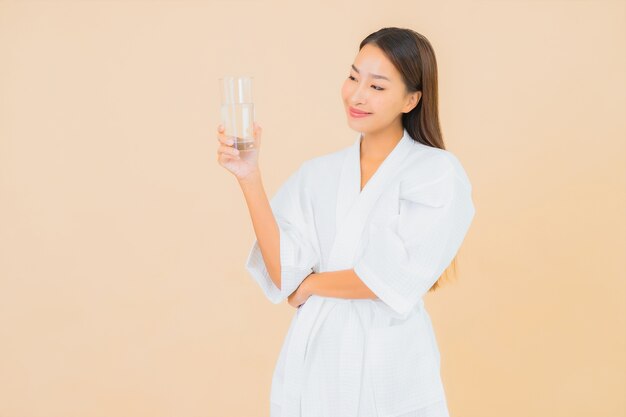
[349,83,369,105]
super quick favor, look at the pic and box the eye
[347,75,385,91]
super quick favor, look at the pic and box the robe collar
[335,128,415,231]
[329,127,415,270]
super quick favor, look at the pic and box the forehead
[352,44,398,81]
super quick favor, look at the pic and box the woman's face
[341,43,419,133]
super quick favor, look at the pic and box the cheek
[373,96,392,112]
[341,81,352,101]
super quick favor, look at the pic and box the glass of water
[219,75,255,151]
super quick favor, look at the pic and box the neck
[360,125,404,161]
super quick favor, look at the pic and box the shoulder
[303,146,348,171]
[403,141,472,190]
[398,142,473,205]
[297,143,350,182]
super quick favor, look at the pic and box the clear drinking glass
[219,76,255,151]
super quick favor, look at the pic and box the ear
[403,91,422,113]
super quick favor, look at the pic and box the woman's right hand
[216,122,262,181]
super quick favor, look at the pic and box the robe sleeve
[244,162,320,304]
[353,159,476,318]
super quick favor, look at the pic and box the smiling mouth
[349,107,371,114]
[349,108,372,117]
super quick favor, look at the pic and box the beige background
[0,0,624,416]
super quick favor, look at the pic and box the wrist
[237,169,262,187]
[303,273,318,297]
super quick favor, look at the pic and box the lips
[349,107,372,118]
[349,106,371,114]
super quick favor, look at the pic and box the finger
[218,144,240,157]
[217,125,234,145]
[218,153,240,163]
[216,124,232,143]
[253,122,262,147]
[218,135,234,146]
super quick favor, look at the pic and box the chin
[347,116,372,129]
[346,120,364,131]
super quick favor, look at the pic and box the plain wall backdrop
[0,0,624,416]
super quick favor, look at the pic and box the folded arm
[302,269,378,300]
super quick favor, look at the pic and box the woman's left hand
[287,275,314,309]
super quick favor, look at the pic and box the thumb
[253,122,262,148]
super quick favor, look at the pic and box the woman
[217,27,475,417]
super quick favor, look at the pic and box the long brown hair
[359,27,457,292]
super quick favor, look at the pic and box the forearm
[238,171,282,290]
[304,269,378,300]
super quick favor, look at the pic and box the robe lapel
[280,129,415,417]
[334,134,361,232]
[329,128,414,271]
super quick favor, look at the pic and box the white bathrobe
[245,128,476,417]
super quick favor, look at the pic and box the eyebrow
[351,64,391,81]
